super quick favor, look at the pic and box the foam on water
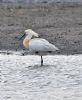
[0,52,82,100]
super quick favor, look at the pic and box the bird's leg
[41,56,43,66]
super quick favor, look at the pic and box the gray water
[0,52,82,100]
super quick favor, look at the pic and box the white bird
[20,29,59,66]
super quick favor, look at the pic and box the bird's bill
[19,34,25,40]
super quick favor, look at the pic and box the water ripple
[0,53,82,100]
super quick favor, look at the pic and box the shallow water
[0,53,82,100]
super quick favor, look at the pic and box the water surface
[0,53,82,100]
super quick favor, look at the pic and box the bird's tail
[50,44,59,51]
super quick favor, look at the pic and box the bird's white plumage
[29,38,59,52]
[25,29,39,37]
[23,29,59,54]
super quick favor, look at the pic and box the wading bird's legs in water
[41,56,43,66]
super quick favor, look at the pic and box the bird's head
[19,29,39,40]
[25,29,39,37]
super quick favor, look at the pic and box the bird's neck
[23,35,32,48]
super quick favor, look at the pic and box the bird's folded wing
[29,39,59,52]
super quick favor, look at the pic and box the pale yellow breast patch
[23,39,30,48]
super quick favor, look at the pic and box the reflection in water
[0,53,82,100]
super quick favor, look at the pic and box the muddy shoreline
[0,3,82,54]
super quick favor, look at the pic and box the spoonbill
[20,29,59,66]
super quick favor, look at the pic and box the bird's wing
[29,38,59,52]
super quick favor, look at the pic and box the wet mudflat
[0,4,82,54]
[0,52,82,100]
